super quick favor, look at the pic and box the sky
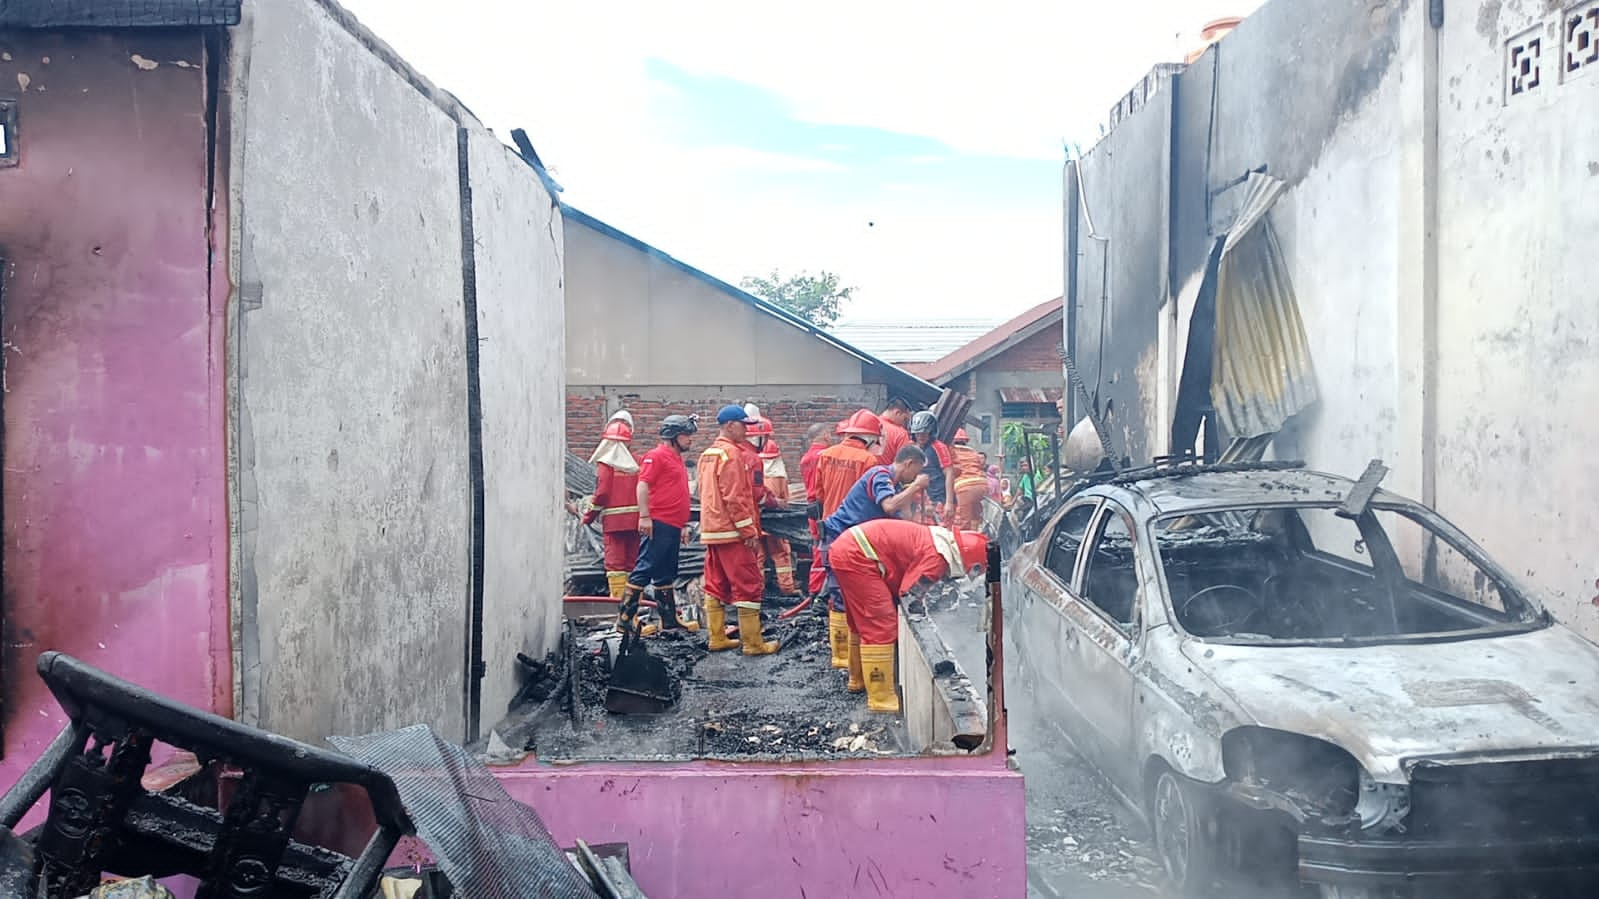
[337,0,1262,322]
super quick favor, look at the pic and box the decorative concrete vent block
[1566,1,1599,80]
[1507,25,1546,100]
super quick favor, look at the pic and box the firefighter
[875,397,913,466]
[830,519,989,712]
[949,428,990,531]
[813,409,886,668]
[698,404,779,655]
[799,423,835,599]
[907,411,955,524]
[625,414,701,634]
[572,411,640,602]
[751,417,800,596]
[820,446,929,691]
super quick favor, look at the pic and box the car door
[1014,499,1099,739]
[1062,500,1143,793]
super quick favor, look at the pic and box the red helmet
[759,438,782,460]
[954,529,990,573]
[747,417,774,439]
[834,418,850,435]
[602,419,633,443]
[954,428,970,444]
[839,409,883,438]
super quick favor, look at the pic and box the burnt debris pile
[494,603,910,761]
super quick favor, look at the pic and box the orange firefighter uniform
[949,428,989,531]
[829,519,989,711]
[583,414,640,599]
[698,432,778,655]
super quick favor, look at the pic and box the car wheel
[1151,769,1221,896]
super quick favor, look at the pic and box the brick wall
[567,385,888,478]
[985,325,1063,373]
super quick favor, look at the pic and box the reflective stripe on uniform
[702,448,730,461]
[601,505,640,515]
[701,530,742,541]
[849,528,889,579]
[733,517,754,529]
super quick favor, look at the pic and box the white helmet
[609,410,634,427]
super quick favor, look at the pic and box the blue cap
[716,404,756,425]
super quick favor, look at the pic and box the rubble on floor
[489,600,913,762]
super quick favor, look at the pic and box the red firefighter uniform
[949,429,989,532]
[698,434,779,655]
[876,417,911,467]
[583,414,639,600]
[829,519,989,711]
[757,435,799,595]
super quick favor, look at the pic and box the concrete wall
[565,221,865,387]
[0,31,229,782]
[466,129,566,723]
[1069,86,1172,464]
[1069,0,1599,638]
[229,0,566,742]
[1427,0,1599,626]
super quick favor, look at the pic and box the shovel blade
[605,642,675,715]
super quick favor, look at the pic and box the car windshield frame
[1146,498,1550,647]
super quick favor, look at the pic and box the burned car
[1007,461,1599,897]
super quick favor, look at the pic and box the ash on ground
[490,596,912,762]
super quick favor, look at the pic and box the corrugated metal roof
[998,387,1064,404]
[1211,173,1318,439]
[828,318,1010,364]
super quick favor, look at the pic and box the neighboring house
[563,208,940,470]
[907,298,1065,467]
[0,0,566,789]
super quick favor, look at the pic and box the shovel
[605,591,676,714]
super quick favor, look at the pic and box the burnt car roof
[1105,465,1407,516]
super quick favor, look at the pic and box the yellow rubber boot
[827,612,850,670]
[704,600,739,652]
[846,631,864,693]
[606,572,628,601]
[737,605,780,656]
[860,643,900,713]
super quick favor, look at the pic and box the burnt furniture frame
[0,652,412,898]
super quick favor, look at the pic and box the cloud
[330,0,1262,319]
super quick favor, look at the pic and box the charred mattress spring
[1406,757,1599,839]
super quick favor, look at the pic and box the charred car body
[1007,460,1599,896]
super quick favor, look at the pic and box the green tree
[739,270,854,328]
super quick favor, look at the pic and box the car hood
[1183,625,1599,781]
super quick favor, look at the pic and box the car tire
[1151,769,1222,897]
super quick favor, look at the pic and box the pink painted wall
[0,32,229,785]
[498,756,1027,898]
